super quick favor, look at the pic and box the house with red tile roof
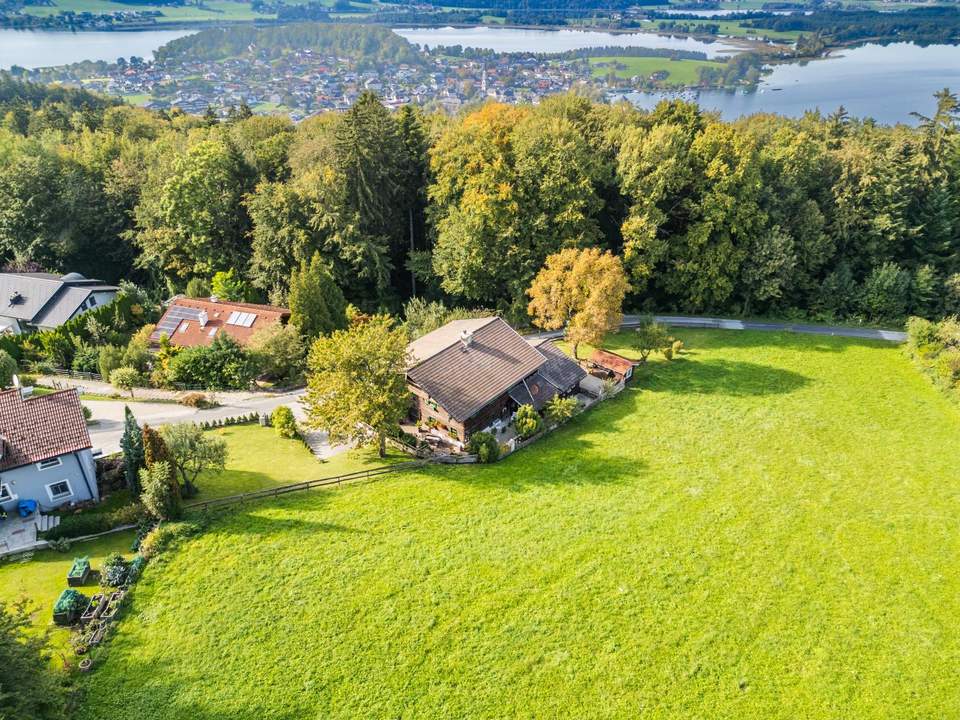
[150,296,291,349]
[0,386,99,513]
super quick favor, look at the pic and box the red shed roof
[590,349,637,376]
[0,388,92,472]
[151,297,290,348]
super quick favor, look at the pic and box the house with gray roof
[0,272,119,335]
[405,317,585,442]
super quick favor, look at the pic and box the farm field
[589,55,722,83]
[70,328,960,718]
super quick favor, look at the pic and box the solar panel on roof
[155,306,201,338]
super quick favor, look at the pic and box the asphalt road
[86,390,305,455]
[644,315,907,342]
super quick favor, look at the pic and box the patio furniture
[17,499,37,518]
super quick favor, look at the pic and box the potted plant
[78,657,93,673]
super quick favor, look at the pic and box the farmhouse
[0,385,99,515]
[406,317,585,442]
[151,296,290,348]
[0,272,119,335]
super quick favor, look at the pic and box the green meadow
[68,329,960,719]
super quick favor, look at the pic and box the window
[88,295,97,307]
[208,327,217,338]
[0,484,13,502]
[37,457,62,471]
[179,321,189,334]
[46,480,73,502]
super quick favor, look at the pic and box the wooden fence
[182,460,427,513]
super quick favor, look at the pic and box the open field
[22,0,274,22]
[73,329,960,718]
[589,55,721,83]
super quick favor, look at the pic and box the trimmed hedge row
[43,503,144,541]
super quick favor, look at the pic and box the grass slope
[589,56,721,84]
[78,330,960,719]
[195,424,409,500]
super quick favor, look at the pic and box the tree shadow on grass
[196,493,367,539]
[638,357,811,397]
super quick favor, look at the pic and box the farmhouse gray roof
[406,317,547,423]
[527,338,587,394]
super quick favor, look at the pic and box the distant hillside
[154,24,423,66]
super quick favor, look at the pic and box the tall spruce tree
[120,406,144,498]
[288,252,348,339]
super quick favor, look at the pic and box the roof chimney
[198,310,209,328]
[459,329,473,351]
[209,295,219,303]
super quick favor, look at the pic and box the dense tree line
[1,80,959,325]
[153,24,423,66]
[743,7,960,45]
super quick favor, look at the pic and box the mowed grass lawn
[78,330,960,719]
[195,424,408,500]
[589,56,722,84]
[0,531,137,658]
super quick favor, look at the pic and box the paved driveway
[86,390,306,455]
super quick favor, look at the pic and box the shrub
[906,316,941,356]
[249,324,306,385]
[71,340,100,374]
[544,395,578,426]
[43,502,144,541]
[168,333,255,390]
[513,404,543,440]
[179,392,213,409]
[140,461,182,521]
[53,588,88,617]
[82,405,93,422]
[468,431,500,463]
[98,345,125,381]
[271,406,298,439]
[858,262,911,321]
[185,277,211,299]
[100,552,129,588]
[0,349,16,388]
[934,349,960,388]
[662,346,674,361]
[139,520,204,559]
[110,367,140,398]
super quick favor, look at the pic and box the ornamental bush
[100,552,129,588]
[468,431,500,463]
[0,349,17,388]
[168,333,255,390]
[513,404,543,440]
[544,395,578,426]
[271,406,298,439]
[42,502,144,541]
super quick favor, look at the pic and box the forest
[743,6,960,45]
[0,78,958,329]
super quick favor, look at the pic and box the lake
[624,42,960,125]
[0,28,195,70]
[394,26,742,58]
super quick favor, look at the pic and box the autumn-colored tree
[527,247,630,359]
[303,314,409,457]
